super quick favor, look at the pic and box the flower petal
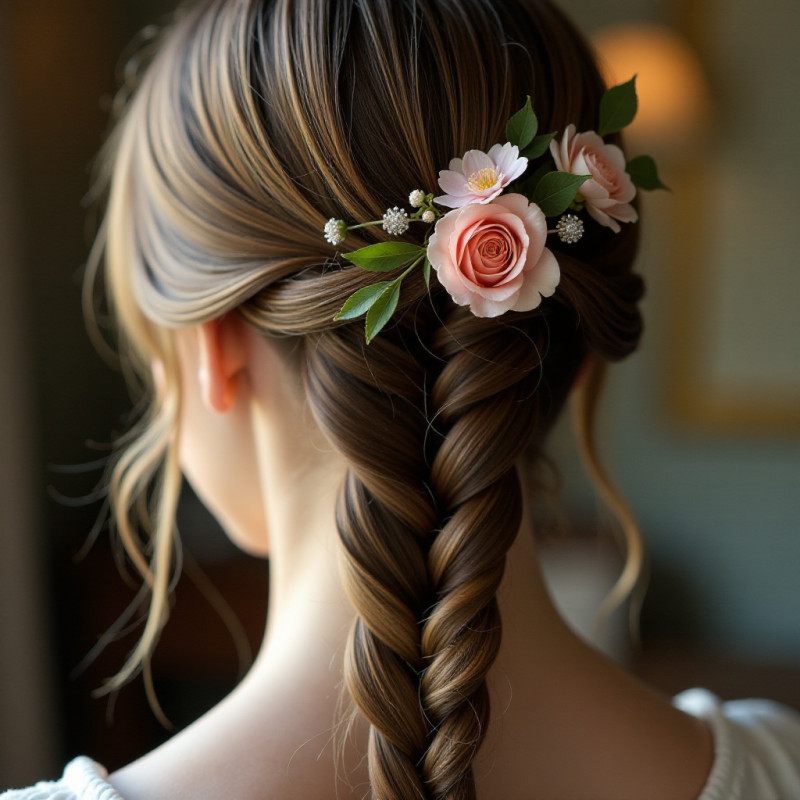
[488,142,525,178]
[578,178,609,201]
[461,149,494,176]
[512,248,560,312]
[475,185,505,203]
[607,202,639,224]
[433,193,471,209]
[464,284,524,317]
[560,124,577,170]
[427,210,458,271]
[550,138,563,171]
[585,204,620,232]
[437,169,471,196]
[570,149,592,179]
[470,276,525,302]
[490,192,532,217]
[504,157,529,183]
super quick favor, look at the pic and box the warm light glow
[593,23,711,157]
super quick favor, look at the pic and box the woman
[4,0,800,798]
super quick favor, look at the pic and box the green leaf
[505,96,538,150]
[521,131,556,161]
[423,257,431,289]
[344,242,425,272]
[334,281,392,321]
[531,172,591,217]
[626,154,669,191]
[512,161,551,200]
[598,76,638,137]
[365,281,401,344]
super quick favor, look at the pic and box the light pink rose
[427,193,560,318]
[550,124,638,233]
[434,142,528,209]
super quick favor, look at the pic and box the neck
[110,452,579,800]
[253,516,357,679]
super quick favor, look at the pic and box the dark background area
[0,0,273,779]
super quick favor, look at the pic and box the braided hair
[90,0,644,796]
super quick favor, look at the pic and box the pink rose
[434,143,528,209]
[550,124,638,233]
[427,193,560,318]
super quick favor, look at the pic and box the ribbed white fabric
[0,758,122,800]
[674,688,800,800]
[2,691,799,799]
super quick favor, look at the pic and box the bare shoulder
[477,627,714,800]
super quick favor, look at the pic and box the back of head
[90,0,644,797]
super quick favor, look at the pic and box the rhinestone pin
[382,206,410,236]
[555,214,584,244]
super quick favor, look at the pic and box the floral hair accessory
[434,142,529,208]
[325,77,666,343]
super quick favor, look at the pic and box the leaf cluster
[334,243,427,343]
[505,95,589,215]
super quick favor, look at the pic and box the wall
[0,13,58,784]
[550,0,800,662]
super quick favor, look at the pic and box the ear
[197,315,248,413]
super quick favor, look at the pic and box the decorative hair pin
[324,77,666,343]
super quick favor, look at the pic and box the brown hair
[86,0,644,796]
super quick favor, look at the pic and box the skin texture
[108,316,713,800]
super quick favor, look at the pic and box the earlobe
[197,316,248,413]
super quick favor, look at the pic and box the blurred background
[1,0,798,788]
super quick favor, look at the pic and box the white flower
[324,218,347,245]
[382,206,410,236]
[408,189,426,207]
[422,210,435,223]
[434,142,528,208]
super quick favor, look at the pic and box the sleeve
[1,758,122,800]
[0,779,77,800]
[674,688,800,800]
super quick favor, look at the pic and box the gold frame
[664,0,800,434]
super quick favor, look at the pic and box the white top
[673,689,800,800]
[3,690,800,800]
[0,757,123,800]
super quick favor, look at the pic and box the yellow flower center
[466,167,499,192]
